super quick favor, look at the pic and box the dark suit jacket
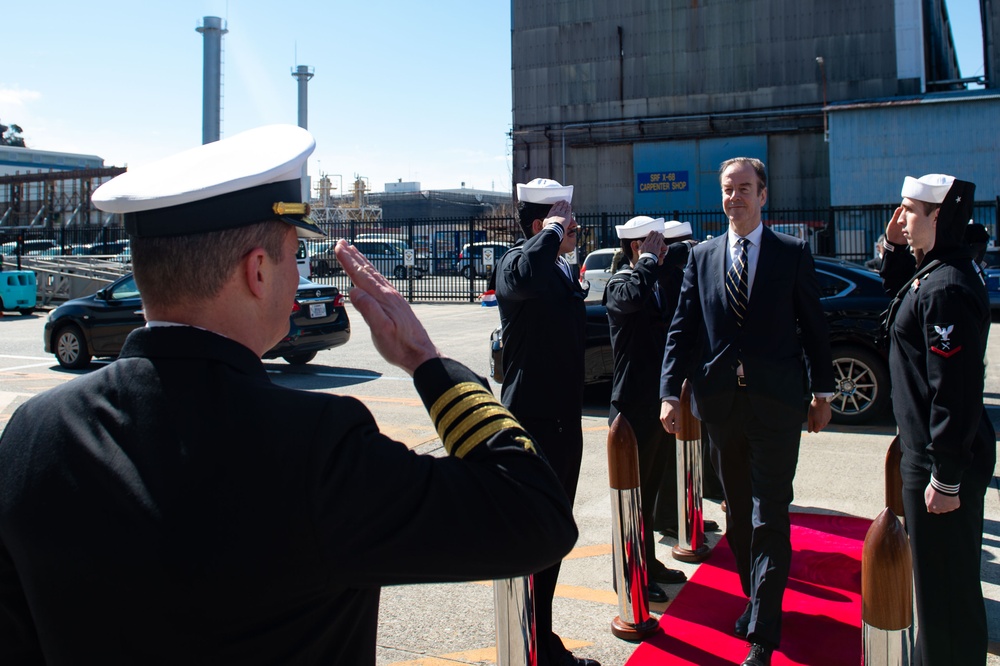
[495,230,587,419]
[0,327,577,665]
[661,226,834,427]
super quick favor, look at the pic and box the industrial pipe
[861,507,914,665]
[607,413,660,641]
[672,381,710,563]
[494,575,536,666]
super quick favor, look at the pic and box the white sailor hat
[615,215,664,239]
[516,178,574,205]
[663,220,693,240]
[900,174,956,205]
[92,124,324,239]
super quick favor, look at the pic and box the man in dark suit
[495,178,595,666]
[0,126,578,665]
[660,157,835,666]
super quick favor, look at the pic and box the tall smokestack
[197,16,228,144]
[291,65,314,201]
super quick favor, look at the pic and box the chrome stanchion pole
[672,381,710,563]
[861,507,914,665]
[608,413,660,641]
[494,575,536,666]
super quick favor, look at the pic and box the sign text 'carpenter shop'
[636,171,689,193]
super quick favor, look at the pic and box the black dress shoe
[647,581,669,603]
[558,651,601,666]
[648,560,687,584]
[657,526,679,538]
[741,642,772,666]
[704,519,720,532]
[734,601,752,637]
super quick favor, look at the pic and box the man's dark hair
[517,201,552,238]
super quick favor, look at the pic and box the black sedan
[490,257,891,425]
[45,274,350,369]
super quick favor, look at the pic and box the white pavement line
[0,355,51,361]
[1,362,54,372]
[0,391,27,413]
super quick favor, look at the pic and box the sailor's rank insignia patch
[930,323,962,358]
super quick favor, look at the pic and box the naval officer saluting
[0,126,578,665]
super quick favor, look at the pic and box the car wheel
[17,308,33,316]
[55,324,92,369]
[283,352,317,365]
[829,345,889,425]
[393,265,407,279]
[460,265,473,279]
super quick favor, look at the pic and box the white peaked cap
[92,124,323,238]
[901,174,956,205]
[516,178,574,205]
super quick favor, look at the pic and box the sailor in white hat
[880,172,993,665]
[0,127,579,664]
[604,216,706,602]
[494,178,598,666]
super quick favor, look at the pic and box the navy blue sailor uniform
[495,222,587,665]
[881,175,996,665]
[605,241,691,565]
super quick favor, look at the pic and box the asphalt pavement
[0,302,998,665]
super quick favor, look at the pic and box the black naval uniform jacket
[605,243,690,410]
[0,326,578,665]
[882,245,996,492]
[495,228,587,420]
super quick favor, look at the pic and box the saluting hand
[543,200,573,233]
[334,239,441,376]
[885,206,906,245]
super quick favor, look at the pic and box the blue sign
[636,170,689,193]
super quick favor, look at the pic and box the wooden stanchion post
[672,381,710,563]
[607,413,660,641]
[861,508,914,665]
[885,436,904,522]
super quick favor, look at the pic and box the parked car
[0,239,59,256]
[310,239,427,279]
[44,274,350,369]
[578,248,617,302]
[456,242,510,279]
[490,256,892,425]
[0,270,37,315]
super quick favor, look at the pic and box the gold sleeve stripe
[441,407,516,455]
[435,391,498,437]
[452,417,525,459]
[430,382,492,423]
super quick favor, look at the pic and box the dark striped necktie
[727,238,750,325]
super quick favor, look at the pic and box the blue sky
[1,1,987,195]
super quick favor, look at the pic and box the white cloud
[0,87,42,107]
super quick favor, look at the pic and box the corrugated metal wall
[828,95,1000,206]
[510,0,978,214]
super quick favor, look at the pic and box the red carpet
[626,512,871,666]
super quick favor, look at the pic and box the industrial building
[511,0,1000,221]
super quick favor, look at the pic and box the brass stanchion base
[611,616,661,642]
[671,543,710,563]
